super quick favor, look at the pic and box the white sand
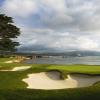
[13,60,21,63]
[12,66,31,71]
[5,60,22,63]
[0,66,31,71]
[5,60,13,63]
[22,72,100,90]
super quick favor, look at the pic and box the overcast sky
[1,0,100,52]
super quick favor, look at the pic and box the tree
[0,14,20,52]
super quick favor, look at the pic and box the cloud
[16,28,100,52]
[41,0,66,13]
[1,0,100,52]
[2,0,100,31]
[1,0,38,18]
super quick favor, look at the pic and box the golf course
[0,57,100,100]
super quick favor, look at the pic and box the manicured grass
[46,64,100,74]
[0,58,100,100]
[0,71,28,89]
[0,58,13,62]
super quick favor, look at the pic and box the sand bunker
[5,60,21,63]
[12,66,31,71]
[0,66,31,71]
[5,60,13,63]
[23,71,100,90]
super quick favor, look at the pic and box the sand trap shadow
[69,74,100,87]
[45,71,62,80]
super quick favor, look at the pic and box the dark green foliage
[0,14,20,51]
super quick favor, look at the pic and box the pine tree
[0,14,20,52]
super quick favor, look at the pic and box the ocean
[24,56,100,65]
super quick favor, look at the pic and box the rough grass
[0,84,100,100]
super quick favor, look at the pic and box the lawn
[0,58,100,100]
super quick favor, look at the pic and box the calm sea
[24,56,100,65]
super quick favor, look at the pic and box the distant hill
[63,51,100,57]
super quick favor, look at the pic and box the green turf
[46,64,100,74]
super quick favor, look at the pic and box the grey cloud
[2,0,100,31]
[37,0,100,31]
[1,0,100,52]
[16,28,100,52]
